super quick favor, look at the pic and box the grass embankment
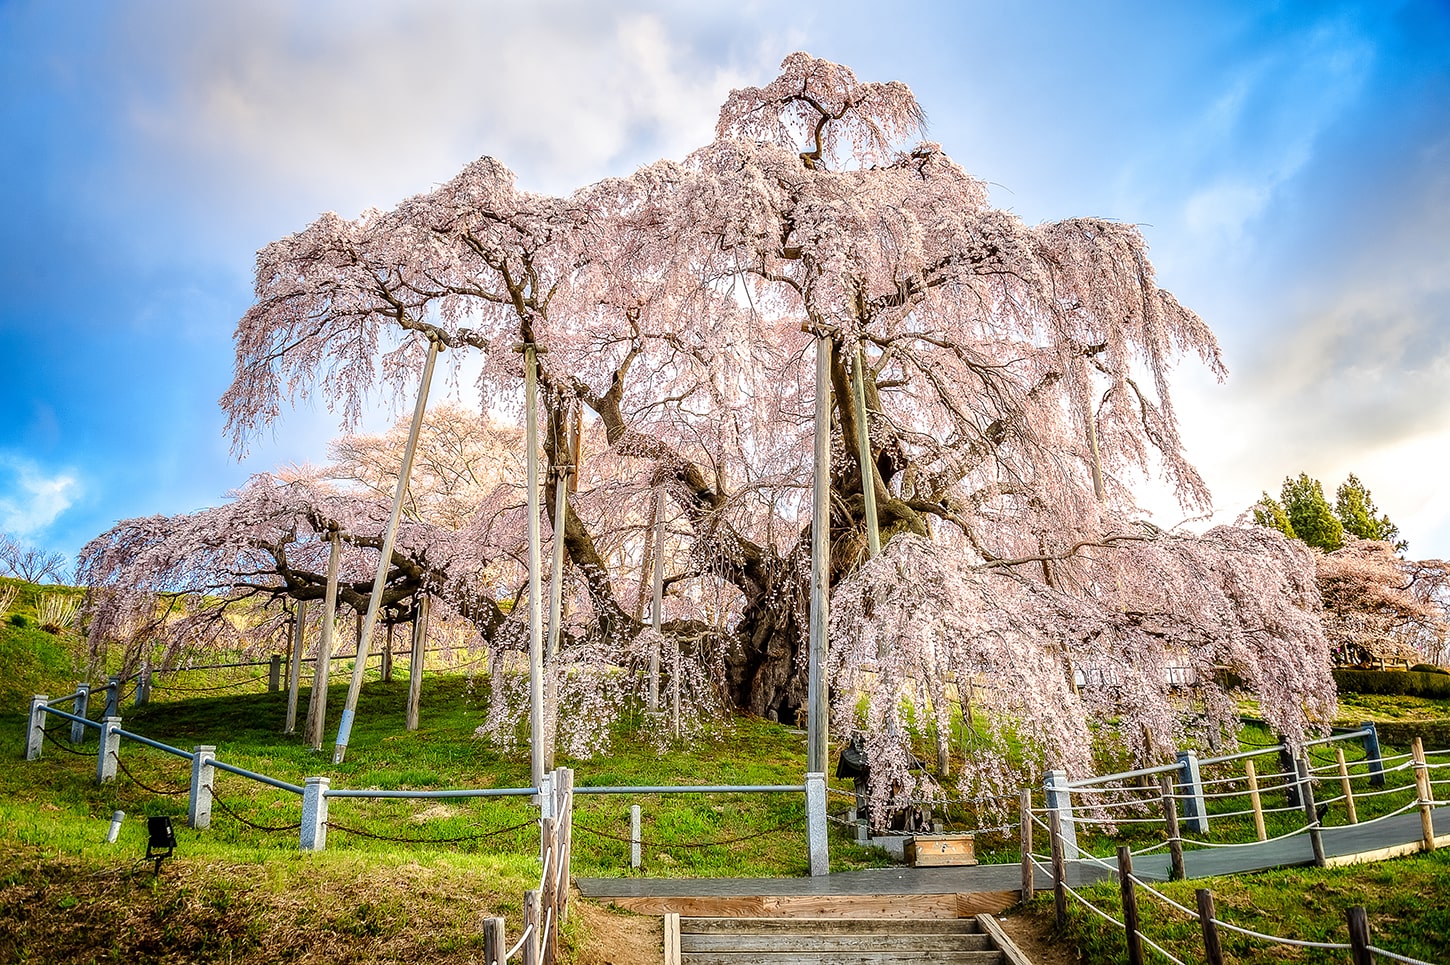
[0,616,888,963]
[1049,849,1450,963]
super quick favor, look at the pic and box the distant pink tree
[1316,539,1449,665]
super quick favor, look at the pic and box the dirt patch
[994,906,1079,965]
[570,899,661,965]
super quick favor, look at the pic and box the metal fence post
[806,771,829,876]
[1360,722,1385,788]
[71,683,90,744]
[1044,770,1079,859]
[299,776,330,851]
[97,716,121,783]
[1176,750,1208,833]
[26,695,48,760]
[189,745,216,829]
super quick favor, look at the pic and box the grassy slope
[6,611,1450,963]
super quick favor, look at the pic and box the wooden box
[906,833,977,867]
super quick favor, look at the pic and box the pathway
[576,805,1449,916]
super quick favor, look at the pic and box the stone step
[682,916,981,935]
[679,952,1004,965]
[683,933,996,953]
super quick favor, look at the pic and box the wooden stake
[1245,759,1267,841]
[1296,755,1327,867]
[1197,889,1224,965]
[1347,905,1373,965]
[1019,789,1034,900]
[1117,846,1143,965]
[1413,736,1436,852]
[1159,774,1185,881]
[1336,747,1358,825]
[1049,808,1067,929]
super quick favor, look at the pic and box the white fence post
[189,745,216,829]
[806,771,829,876]
[97,716,121,783]
[300,776,330,851]
[1176,750,1208,833]
[630,804,642,870]
[103,676,120,717]
[1044,770,1079,860]
[134,663,151,706]
[26,695,48,761]
[71,684,90,744]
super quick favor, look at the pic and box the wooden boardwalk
[576,806,1448,917]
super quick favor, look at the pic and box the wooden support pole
[1049,808,1067,929]
[285,600,306,734]
[850,347,880,558]
[523,345,546,792]
[1336,747,1358,825]
[1347,905,1373,965]
[806,328,831,774]
[406,595,428,731]
[558,767,573,924]
[306,532,341,751]
[381,621,394,682]
[1245,759,1267,841]
[648,487,665,714]
[544,461,570,771]
[334,334,441,764]
[1413,736,1436,852]
[1117,846,1143,965]
[1020,789,1035,900]
[1197,889,1224,965]
[1159,774,1185,881]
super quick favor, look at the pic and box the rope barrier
[324,818,537,846]
[505,922,532,961]
[210,788,303,833]
[1367,945,1439,965]
[40,726,91,756]
[111,752,188,796]
[1210,917,1351,950]
[152,674,269,694]
[572,814,805,850]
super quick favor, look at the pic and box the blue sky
[3,0,1449,570]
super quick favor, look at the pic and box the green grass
[1051,849,1450,964]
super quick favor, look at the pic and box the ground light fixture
[146,816,175,874]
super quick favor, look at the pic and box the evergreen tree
[1251,494,1296,540]
[1335,473,1406,551]
[1279,473,1344,551]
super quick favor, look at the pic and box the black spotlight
[146,816,175,874]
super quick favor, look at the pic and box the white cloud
[0,456,81,536]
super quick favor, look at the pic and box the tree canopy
[81,55,1341,796]
[1254,472,1404,554]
